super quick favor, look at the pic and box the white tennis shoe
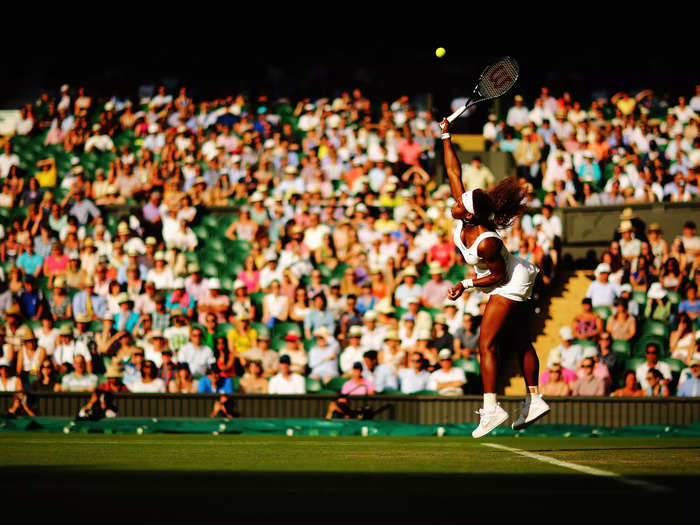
[472,404,509,438]
[511,394,550,430]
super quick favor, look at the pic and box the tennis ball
[435,47,446,58]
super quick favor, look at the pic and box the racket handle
[441,100,472,129]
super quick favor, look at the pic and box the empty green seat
[611,340,631,357]
[454,358,480,374]
[574,339,598,349]
[641,320,669,339]
[305,377,322,393]
[633,335,667,356]
[594,306,612,320]
[325,377,349,392]
[411,390,440,396]
[661,358,685,374]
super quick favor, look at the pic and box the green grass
[2,434,698,517]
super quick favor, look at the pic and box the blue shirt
[308,345,340,379]
[114,310,140,333]
[17,252,44,276]
[398,368,431,394]
[197,376,234,394]
[304,309,335,335]
[678,377,700,397]
[72,291,108,319]
[679,300,700,316]
[363,363,398,393]
[20,290,43,318]
[116,262,149,285]
[69,199,101,225]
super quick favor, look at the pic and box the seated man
[428,349,466,395]
[60,355,98,392]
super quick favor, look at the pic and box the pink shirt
[45,254,69,274]
[398,140,422,165]
[421,279,452,308]
[341,377,375,395]
[237,270,260,293]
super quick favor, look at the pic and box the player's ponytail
[470,177,528,230]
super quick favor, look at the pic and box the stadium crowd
[0,81,698,415]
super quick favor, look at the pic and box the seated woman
[572,298,603,340]
[48,277,73,321]
[606,298,636,342]
[238,361,269,394]
[540,363,571,396]
[612,370,644,397]
[670,313,698,364]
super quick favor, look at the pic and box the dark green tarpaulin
[2,417,700,437]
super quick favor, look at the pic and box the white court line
[483,443,672,493]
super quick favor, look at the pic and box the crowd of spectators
[0,81,698,414]
[540,212,700,397]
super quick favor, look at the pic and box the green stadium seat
[666,291,681,306]
[594,306,612,321]
[574,339,598,349]
[661,358,685,374]
[611,340,631,357]
[305,377,322,393]
[420,307,442,319]
[325,377,349,393]
[411,390,440,396]
[379,389,404,395]
[272,321,301,339]
[631,291,647,307]
[641,320,669,339]
[454,358,480,375]
[445,264,466,282]
[633,335,667,357]
[622,356,646,373]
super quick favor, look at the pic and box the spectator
[341,361,376,395]
[361,350,397,393]
[612,370,644,397]
[606,298,636,342]
[169,363,198,394]
[0,361,22,392]
[679,283,700,322]
[31,358,60,392]
[177,326,215,377]
[308,326,340,384]
[53,325,92,374]
[197,278,230,324]
[677,359,700,397]
[268,354,306,394]
[60,354,97,392]
[585,263,618,308]
[279,330,307,376]
[461,156,495,191]
[669,313,698,364]
[428,349,466,395]
[644,368,670,397]
[421,262,452,308]
[635,343,672,391]
[197,364,234,394]
[540,363,571,396]
[571,357,605,396]
[572,298,604,340]
[262,279,289,330]
[129,360,167,393]
[644,282,672,323]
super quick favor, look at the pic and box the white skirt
[479,255,539,302]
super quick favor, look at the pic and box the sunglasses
[645,351,658,355]
[582,364,593,368]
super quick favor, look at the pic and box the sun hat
[349,325,363,337]
[207,278,221,290]
[363,310,377,321]
[313,326,332,339]
[233,279,246,290]
[75,313,91,324]
[647,223,662,233]
[417,329,431,341]
[559,326,574,341]
[147,330,165,341]
[385,330,400,341]
[619,208,636,221]
[647,282,667,300]
[594,263,611,276]
[438,348,453,361]
[59,325,74,336]
[434,314,448,326]
[104,365,124,379]
[617,220,634,233]
[22,330,38,342]
[428,262,443,275]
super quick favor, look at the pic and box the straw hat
[619,208,636,221]
[617,220,634,233]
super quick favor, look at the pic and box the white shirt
[146,268,174,290]
[53,340,91,366]
[0,153,19,178]
[264,293,288,319]
[340,345,368,374]
[129,378,167,393]
[177,343,215,376]
[428,367,466,394]
[506,106,530,128]
[268,372,306,394]
[38,328,60,356]
[635,362,672,390]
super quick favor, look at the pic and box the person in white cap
[585,263,619,308]
[308,326,340,384]
[550,326,584,371]
[197,278,230,324]
[146,252,174,290]
[340,325,368,375]
[428,349,466,395]
[441,118,547,437]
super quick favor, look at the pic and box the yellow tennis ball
[435,47,446,58]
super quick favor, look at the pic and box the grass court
[2,433,699,518]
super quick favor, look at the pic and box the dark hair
[647,368,663,381]
[470,177,528,230]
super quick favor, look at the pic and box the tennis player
[440,118,550,438]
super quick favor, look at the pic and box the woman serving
[441,119,549,438]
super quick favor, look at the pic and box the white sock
[483,393,497,410]
[527,386,539,399]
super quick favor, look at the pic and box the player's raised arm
[440,119,468,220]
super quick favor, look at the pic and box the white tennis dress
[453,221,539,302]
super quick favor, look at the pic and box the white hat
[172,278,185,289]
[148,123,159,134]
[208,278,221,290]
[349,325,363,337]
[547,348,562,366]
[233,279,246,290]
[559,326,574,341]
[619,283,632,293]
[647,282,667,300]
[594,263,611,276]
[313,326,332,339]
[438,349,453,360]
[363,310,377,321]
[582,347,599,360]
[428,262,443,275]
[417,330,431,341]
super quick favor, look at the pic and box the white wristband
[461,278,474,289]
[441,133,451,140]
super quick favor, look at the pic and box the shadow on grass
[2,467,691,517]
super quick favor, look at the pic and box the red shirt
[398,140,422,165]
[430,242,453,269]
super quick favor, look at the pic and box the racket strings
[478,57,519,99]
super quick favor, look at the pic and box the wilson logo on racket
[487,64,512,90]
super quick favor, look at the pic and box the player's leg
[472,294,514,438]
[511,301,550,430]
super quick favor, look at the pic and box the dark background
[2,18,696,132]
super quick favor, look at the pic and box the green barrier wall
[3,416,699,438]
[2,393,698,427]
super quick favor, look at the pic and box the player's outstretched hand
[447,282,465,301]
[440,118,450,132]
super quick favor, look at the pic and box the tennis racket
[441,56,519,128]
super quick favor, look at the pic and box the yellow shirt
[617,98,636,116]
[35,167,57,188]
[226,328,257,354]
[377,195,404,208]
